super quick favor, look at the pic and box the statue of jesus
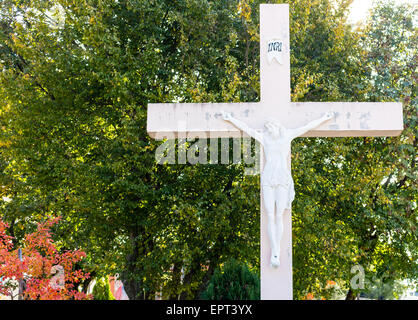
[221,111,333,267]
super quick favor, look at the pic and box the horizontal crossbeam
[147,102,403,139]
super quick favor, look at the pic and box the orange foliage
[326,280,336,286]
[0,217,92,300]
[305,293,314,300]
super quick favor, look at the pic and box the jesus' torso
[260,134,293,188]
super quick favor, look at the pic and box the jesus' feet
[270,253,280,267]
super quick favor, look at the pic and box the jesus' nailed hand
[220,110,333,267]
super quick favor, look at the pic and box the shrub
[201,259,260,300]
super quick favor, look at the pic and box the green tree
[0,0,260,299]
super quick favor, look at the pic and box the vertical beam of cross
[259,4,293,300]
[260,4,291,105]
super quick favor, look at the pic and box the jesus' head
[264,118,285,138]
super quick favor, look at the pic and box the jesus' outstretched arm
[220,111,264,144]
[288,112,334,139]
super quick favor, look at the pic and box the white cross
[146,4,403,299]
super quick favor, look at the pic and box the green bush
[201,260,260,300]
[92,277,115,300]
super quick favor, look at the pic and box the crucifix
[146,4,403,299]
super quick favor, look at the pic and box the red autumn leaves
[0,217,92,300]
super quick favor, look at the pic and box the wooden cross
[146,4,403,299]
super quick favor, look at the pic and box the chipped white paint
[146,4,403,300]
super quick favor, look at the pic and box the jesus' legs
[262,186,280,267]
[274,185,289,266]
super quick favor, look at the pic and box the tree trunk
[346,289,358,300]
[194,262,216,299]
[168,262,182,300]
[179,260,201,300]
[81,271,96,294]
[121,229,143,300]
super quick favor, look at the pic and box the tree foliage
[92,276,115,300]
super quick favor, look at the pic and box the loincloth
[261,173,295,209]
